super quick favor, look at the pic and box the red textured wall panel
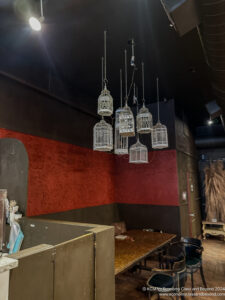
[115,150,179,206]
[0,128,115,216]
[0,128,179,216]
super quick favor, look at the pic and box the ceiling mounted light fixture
[114,69,128,155]
[93,33,170,161]
[119,49,135,137]
[93,56,113,152]
[129,85,148,164]
[151,78,169,149]
[136,62,153,134]
[207,118,213,126]
[29,0,44,31]
[97,31,113,116]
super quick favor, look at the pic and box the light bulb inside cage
[137,104,153,134]
[151,121,168,149]
[29,17,42,31]
[119,104,135,137]
[97,87,113,116]
[114,107,128,155]
[93,119,113,152]
[129,139,148,164]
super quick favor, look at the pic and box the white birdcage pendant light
[93,118,113,152]
[119,49,135,137]
[129,87,148,164]
[152,121,168,149]
[114,70,128,155]
[115,126,128,154]
[137,104,153,134]
[119,102,135,137]
[137,63,153,134]
[98,31,113,116]
[98,87,113,116]
[152,78,168,149]
[129,135,148,164]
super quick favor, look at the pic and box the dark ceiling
[0,0,215,126]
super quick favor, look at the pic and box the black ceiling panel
[0,0,212,124]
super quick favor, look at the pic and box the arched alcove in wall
[0,138,28,215]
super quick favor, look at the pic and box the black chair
[143,247,167,270]
[160,241,186,270]
[146,258,186,300]
[181,237,207,289]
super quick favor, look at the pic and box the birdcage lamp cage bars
[136,104,153,134]
[114,128,129,155]
[93,119,113,152]
[129,138,148,164]
[97,87,113,116]
[151,121,168,149]
[114,107,128,155]
[119,103,135,137]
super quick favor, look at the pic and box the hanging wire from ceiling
[129,84,148,164]
[119,49,135,137]
[97,31,113,117]
[136,62,153,134]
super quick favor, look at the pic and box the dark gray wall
[118,203,181,235]
[0,74,97,149]
[38,203,181,235]
[0,138,28,214]
[37,203,120,226]
[0,74,176,151]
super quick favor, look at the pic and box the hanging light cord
[134,83,138,111]
[40,0,44,19]
[142,62,145,104]
[120,69,123,108]
[124,39,137,104]
[104,30,108,87]
[130,39,135,67]
[157,77,160,122]
[134,83,139,142]
[127,67,136,100]
[124,49,128,103]
[127,39,137,100]
[101,57,104,90]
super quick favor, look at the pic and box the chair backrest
[181,237,202,259]
[173,258,186,273]
[181,237,202,247]
[168,242,185,259]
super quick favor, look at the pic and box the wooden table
[115,230,176,275]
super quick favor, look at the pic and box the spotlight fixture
[29,0,44,31]
[207,119,213,126]
[29,17,41,31]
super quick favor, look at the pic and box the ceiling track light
[29,0,44,31]
[207,118,213,126]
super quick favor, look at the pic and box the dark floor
[115,238,225,299]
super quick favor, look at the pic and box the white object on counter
[0,257,18,300]
[115,235,128,240]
